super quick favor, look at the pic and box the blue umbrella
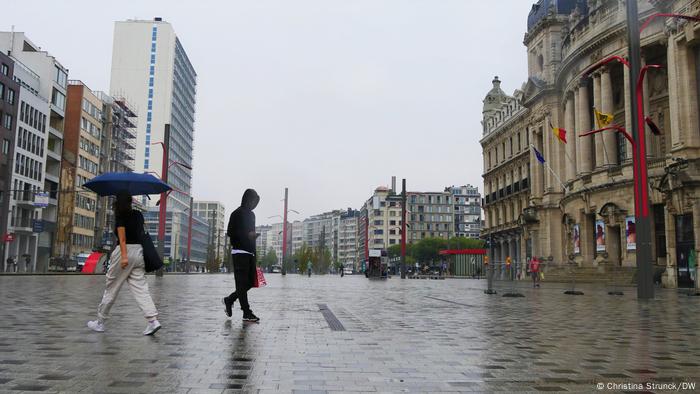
[83,172,172,197]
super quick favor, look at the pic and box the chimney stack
[391,176,396,193]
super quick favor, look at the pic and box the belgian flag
[549,121,567,144]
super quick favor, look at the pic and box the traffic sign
[3,233,15,243]
[32,220,44,233]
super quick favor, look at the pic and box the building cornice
[480,108,530,146]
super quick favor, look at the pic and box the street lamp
[151,124,193,277]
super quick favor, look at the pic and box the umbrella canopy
[83,172,171,197]
[81,252,103,274]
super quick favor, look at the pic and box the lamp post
[151,124,193,277]
[401,178,407,279]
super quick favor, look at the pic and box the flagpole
[530,144,567,192]
[549,119,575,185]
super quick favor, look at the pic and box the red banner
[438,249,487,255]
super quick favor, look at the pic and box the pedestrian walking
[87,192,161,335]
[530,257,541,288]
[221,189,261,323]
[24,255,31,273]
[307,260,312,277]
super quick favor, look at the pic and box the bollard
[608,264,624,296]
[503,261,524,298]
[484,260,497,295]
[564,259,584,296]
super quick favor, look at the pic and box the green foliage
[292,243,332,274]
[259,248,278,269]
[386,237,484,265]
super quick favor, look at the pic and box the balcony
[14,191,36,207]
[49,126,63,139]
[10,216,34,233]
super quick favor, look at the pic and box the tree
[260,248,278,270]
[293,244,314,272]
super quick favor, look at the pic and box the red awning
[82,252,103,274]
[439,249,487,255]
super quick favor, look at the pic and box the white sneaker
[143,319,161,336]
[87,320,105,332]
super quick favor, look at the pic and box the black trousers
[227,253,256,312]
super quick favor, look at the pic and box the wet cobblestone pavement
[0,274,699,393]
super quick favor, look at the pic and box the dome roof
[527,0,586,31]
[482,76,507,113]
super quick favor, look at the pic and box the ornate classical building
[481,0,700,288]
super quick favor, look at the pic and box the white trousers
[97,244,158,322]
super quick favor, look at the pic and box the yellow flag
[594,108,614,128]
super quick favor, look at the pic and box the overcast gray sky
[3,0,533,225]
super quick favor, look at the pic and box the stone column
[667,33,682,149]
[664,205,677,288]
[600,67,618,166]
[693,201,700,290]
[577,83,593,173]
[593,73,605,168]
[530,126,543,201]
[565,92,577,182]
[623,65,633,161]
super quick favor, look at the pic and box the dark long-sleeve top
[227,206,256,254]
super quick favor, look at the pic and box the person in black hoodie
[222,189,261,322]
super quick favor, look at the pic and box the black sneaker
[242,312,260,322]
[222,297,233,318]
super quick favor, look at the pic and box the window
[3,114,12,130]
[6,89,14,105]
[1,63,8,76]
[55,66,67,88]
[51,89,65,110]
[2,138,9,155]
[0,82,4,99]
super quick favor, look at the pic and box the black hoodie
[227,189,257,254]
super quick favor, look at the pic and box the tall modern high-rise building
[109,18,197,261]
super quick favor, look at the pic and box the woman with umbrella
[84,172,169,335]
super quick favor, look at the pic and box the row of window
[73,213,95,230]
[82,98,103,121]
[75,194,96,212]
[19,101,47,133]
[14,152,43,181]
[0,82,16,105]
[11,180,40,202]
[409,222,452,231]
[409,195,452,204]
[144,25,158,170]
[410,205,452,214]
[487,131,529,170]
[79,136,100,157]
[71,233,93,249]
[17,127,44,157]
[78,155,98,175]
[80,117,101,139]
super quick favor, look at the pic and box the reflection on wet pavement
[0,274,698,393]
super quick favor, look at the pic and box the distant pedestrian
[307,260,312,277]
[530,257,541,288]
[24,255,31,273]
[87,192,161,335]
[222,189,261,323]
[5,257,13,272]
